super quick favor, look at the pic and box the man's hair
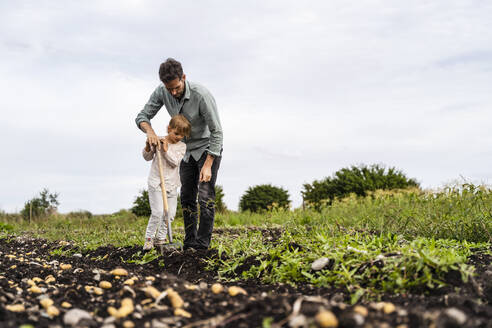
[159,58,184,83]
[169,114,191,137]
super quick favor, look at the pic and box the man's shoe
[143,238,153,251]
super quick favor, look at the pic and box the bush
[215,185,227,213]
[131,189,151,217]
[66,210,93,219]
[20,188,60,220]
[302,164,419,210]
[132,185,226,217]
[239,184,290,212]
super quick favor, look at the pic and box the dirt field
[1,233,492,327]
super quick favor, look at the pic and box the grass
[1,183,491,299]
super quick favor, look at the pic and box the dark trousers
[180,151,221,249]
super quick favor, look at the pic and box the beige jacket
[143,140,186,191]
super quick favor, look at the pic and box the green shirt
[135,80,223,162]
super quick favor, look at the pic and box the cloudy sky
[1,1,491,213]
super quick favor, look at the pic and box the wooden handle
[156,146,169,213]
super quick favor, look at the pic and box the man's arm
[135,85,165,146]
[198,92,223,183]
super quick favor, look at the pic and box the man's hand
[146,131,159,147]
[199,154,215,182]
[140,122,159,147]
[145,140,152,152]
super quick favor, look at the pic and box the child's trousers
[145,186,178,240]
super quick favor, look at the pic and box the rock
[339,312,364,326]
[151,319,170,328]
[73,253,83,258]
[311,257,330,271]
[63,308,93,326]
[436,307,467,327]
[199,282,208,290]
[289,314,307,327]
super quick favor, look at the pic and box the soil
[1,229,492,328]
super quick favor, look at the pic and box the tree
[215,185,227,213]
[302,164,419,210]
[131,189,151,217]
[21,188,60,220]
[239,184,290,212]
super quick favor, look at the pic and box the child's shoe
[154,238,167,246]
[143,238,153,251]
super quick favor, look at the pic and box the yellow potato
[211,283,224,294]
[166,288,184,308]
[45,275,56,284]
[40,298,54,309]
[60,263,72,270]
[61,302,72,308]
[99,281,112,289]
[28,286,42,294]
[94,287,104,295]
[383,302,396,314]
[315,309,338,328]
[110,268,128,276]
[47,305,60,317]
[353,305,368,317]
[228,286,247,296]
[144,286,161,299]
[174,308,192,318]
[6,304,25,312]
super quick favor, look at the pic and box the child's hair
[169,114,191,137]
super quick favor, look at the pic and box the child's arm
[142,140,155,161]
[162,142,186,168]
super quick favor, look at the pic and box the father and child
[141,114,190,251]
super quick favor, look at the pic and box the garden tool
[156,144,182,251]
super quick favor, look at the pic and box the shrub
[20,188,60,220]
[302,164,419,210]
[239,184,290,212]
[132,186,226,217]
[66,210,93,219]
[215,185,227,213]
[131,189,151,217]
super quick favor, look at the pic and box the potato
[144,286,161,299]
[315,309,338,328]
[61,302,72,308]
[46,305,60,317]
[166,288,184,308]
[110,268,128,276]
[6,304,25,312]
[40,298,54,309]
[211,283,224,294]
[174,308,192,318]
[60,263,72,270]
[228,286,247,296]
[99,281,112,289]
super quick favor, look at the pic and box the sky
[1,0,491,214]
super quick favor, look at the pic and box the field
[1,184,492,327]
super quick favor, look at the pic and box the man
[135,58,223,250]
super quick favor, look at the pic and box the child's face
[167,127,185,144]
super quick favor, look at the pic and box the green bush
[239,184,290,212]
[215,185,227,213]
[302,164,419,210]
[66,210,93,219]
[20,188,60,220]
[131,189,151,217]
[132,186,226,217]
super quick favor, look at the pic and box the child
[142,114,190,250]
